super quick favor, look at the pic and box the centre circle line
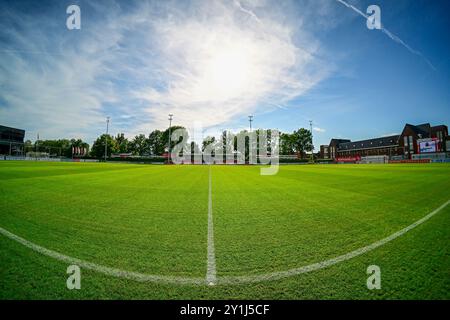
[0,188,447,286]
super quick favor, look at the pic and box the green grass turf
[0,161,449,299]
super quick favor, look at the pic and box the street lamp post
[105,117,110,162]
[248,115,253,132]
[168,114,173,163]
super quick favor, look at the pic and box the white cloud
[313,127,326,133]
[0,0,333,142]
[133,0,330,133]
[381,132,399,137]
[0,3,123,142]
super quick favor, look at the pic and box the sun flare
[207,49,251,97]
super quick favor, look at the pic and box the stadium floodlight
[248,115,253,132]
[105,117,110,162]
[168,114,173,163]
[309,120,314,163]
[35,133,39,159]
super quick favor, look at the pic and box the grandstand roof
[329,138,350,147]
[337,135,400,151]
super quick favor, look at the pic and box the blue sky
[0,0,449,147]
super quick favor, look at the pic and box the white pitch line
[218,199,450,285]
[0,225,204,285]
[206,165,217,285]
[0,198,448,286]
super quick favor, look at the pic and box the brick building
[320,123,448,160]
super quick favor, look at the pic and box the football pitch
[0,161,449,299]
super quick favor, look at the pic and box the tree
[191,141,201,155]
[255,129,274,157]
[291,128,313,158]
[155,126,185,153]
[24,140,33,154]
[280,133,295,155]
[129,134,148,156]
[91,134,118,159]
[69,139,90,157]
[147,130,164,155]
[162,125,186,153]
[235,130,255,162]
[30,138,89,157]
[202,136,216,152]
[115,133,129,153]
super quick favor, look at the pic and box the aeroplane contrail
[233,0,261,24]
[336,0,436,71]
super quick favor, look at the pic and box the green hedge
[104,157,335,164]
[107,157,165,163]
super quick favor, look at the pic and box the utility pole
[248,115,253,132]
[309,120,314,163]
[168,114,173,163]
[105,117,110,162]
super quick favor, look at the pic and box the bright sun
[204,47,253,100]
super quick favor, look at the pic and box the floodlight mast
[309,120,314,163]
[168,114,173,163]
[248,115,253,132]
[105,117,110,162]
[36,133,39,160]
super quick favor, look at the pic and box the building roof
[0,125,25,145]
[415,123,431,133]
[337,135,400,151]
[329,138,351,146]
[431,124,448,132]
[0,125,25,134]
[403,123,430,138]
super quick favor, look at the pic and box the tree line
[25,126,313,159]
[24,138,89,158]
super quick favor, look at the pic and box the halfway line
[206,165,217,285]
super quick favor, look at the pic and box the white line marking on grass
[206,165,217,285]
[218,199,450,285]
[0,200,448,286]
[0,227,204,285]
